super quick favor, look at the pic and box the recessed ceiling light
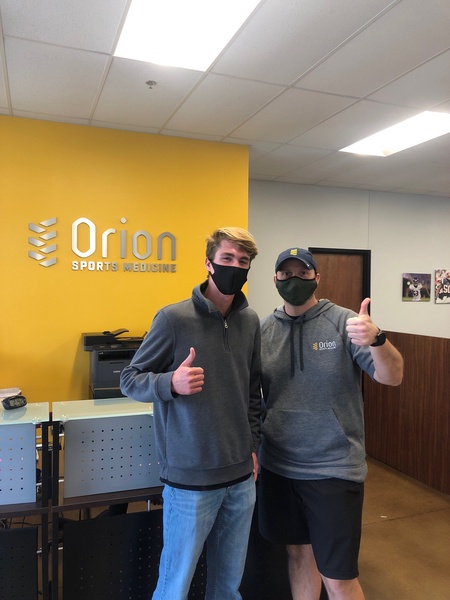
[339,111,450,157]
[115,0,262,71]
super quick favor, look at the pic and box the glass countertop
[52,397,153,422]
[0,402,50,425]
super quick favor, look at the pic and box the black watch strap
[370,329,386,347]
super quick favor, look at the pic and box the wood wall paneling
[364,331,450,495]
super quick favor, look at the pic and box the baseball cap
[275,248,317,272]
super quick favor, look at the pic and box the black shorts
[258,467,364,580]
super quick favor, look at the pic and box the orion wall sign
[28,217,177,273]
[28,217,58,267]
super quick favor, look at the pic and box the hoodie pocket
[262,408,350,464]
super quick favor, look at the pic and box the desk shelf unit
[51,398,164,600]
[0,402,50,600]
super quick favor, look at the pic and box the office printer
[82,329,144,399]
[82,328,144,351]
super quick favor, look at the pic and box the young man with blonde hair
[121,227,261,600]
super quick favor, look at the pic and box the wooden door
[309,248,371,314]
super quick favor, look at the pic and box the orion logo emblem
[28,218,57,267]
[313,340,337,350]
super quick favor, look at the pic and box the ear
[315,272,320,284]
[205,257,213,273]
[273,274,277,285]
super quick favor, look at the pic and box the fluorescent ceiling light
[114,0,262,71]
[339,111,450,157]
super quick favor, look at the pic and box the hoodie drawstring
[289,318,304,376]
[289,320,295,377]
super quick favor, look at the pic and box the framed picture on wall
[434,269,450,304]
[402,272,431,302]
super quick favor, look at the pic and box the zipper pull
[224,318,228,329]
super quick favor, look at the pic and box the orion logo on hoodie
[313,340,337,351]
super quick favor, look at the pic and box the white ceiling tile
[231,88,355,143]
[290,100,418,150]
[276,151,364,184]
[6,38,110,118]
[435,99,450,112]
[368,50,450,109]
[297,0,450,97]
[392,132,450,165]
[250,144,332,178]
[93,58,204,128]
[224,138,282,162]
[213,0,397,85]
[324,136,450,190]
[164,74,283,136]
[322,156,401,186]
[0,0,128,53]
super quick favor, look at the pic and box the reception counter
[2,398,294,599]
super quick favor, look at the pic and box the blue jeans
[152,475,256,600]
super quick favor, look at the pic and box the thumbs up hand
[346,298,379,346]
[171,347,205,395]
[358,297,371,319]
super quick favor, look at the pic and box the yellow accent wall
[0,116,249,405]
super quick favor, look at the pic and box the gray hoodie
[120,281,261,488]
[259,299,375,483]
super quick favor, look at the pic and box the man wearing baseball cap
[258,247,403,600]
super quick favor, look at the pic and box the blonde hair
[206,227,258,262]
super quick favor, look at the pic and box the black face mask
[275,277,317,306]
[210,261,249,295]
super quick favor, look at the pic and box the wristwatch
[370,329,386,347]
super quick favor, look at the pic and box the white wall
[248,180,450,339]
